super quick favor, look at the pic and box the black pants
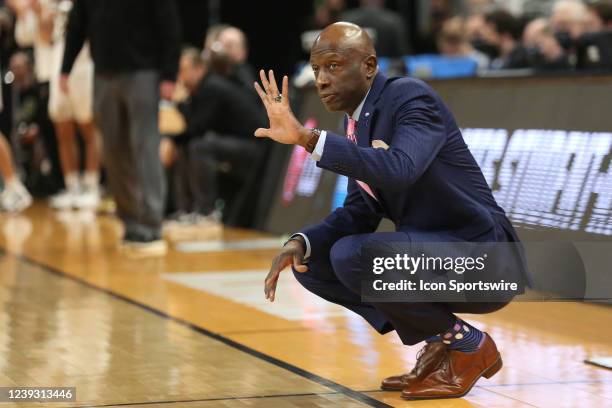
[173,133,262,215]
[94,71,165,238]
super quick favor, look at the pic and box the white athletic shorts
[48,46,94,123]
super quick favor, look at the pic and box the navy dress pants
[293,232,509,345]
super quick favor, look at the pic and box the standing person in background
[15,0,100,210]
[61,0,181,256]
[12,0,54,86]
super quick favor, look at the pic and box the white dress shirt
[311,89,370,161]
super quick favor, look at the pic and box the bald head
[551,0,588,39]
[218,26,248,63]
[312,22,376,58]
[309,22,378,115]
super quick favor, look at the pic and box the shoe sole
[120,242,168,258]
[51,204,74,210]
[73,203,100,210]
[381,385,406,391]
[381,382,411,391]
[401,354,503,400]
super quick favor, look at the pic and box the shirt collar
[348,88,371,121]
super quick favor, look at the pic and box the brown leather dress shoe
[380,342,447,391]
[401,333,502,400]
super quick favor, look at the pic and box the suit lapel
[356,108,379,147]
[336,73,389,208]
[352,73,390,207]
[356,72,387,147]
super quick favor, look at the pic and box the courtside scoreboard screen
[264,75,612,241]
[463,128,610,236]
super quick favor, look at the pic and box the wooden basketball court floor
[0,203,611,407]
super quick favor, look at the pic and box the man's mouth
[320,93,336,103]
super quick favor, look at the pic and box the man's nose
[315,70,330,89]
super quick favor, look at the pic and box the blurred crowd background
[0,0,609,235]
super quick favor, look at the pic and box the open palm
[254,70,304,145]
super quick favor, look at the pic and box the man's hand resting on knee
[265,237,308,302]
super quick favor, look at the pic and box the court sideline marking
[70,391,348,408]
[0,249,391,408]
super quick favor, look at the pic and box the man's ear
[364,55,378,79]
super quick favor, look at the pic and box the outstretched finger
[265,274,279,302]
[264,273,277,298]
[282,76,289,106]
[253,82,270,107]
[268,288,277,302]
[268,70,280,97]
[259,69,273,97]
[268,277,278,302]
[264,260,282,301]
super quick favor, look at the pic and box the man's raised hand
[253,69,310,146]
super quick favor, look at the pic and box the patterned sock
[425,335,441,343]
[439,319,485,352]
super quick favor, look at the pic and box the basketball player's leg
[123,70,166,239]
[93,74,141,234]
[0,135,17,184]
[49,72,79,209]
[71,62,101,209]
[0,135,31,212]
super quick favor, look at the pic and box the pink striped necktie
[347,118,377,201]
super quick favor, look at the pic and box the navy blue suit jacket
[301,72,527,283]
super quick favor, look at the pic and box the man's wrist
[284,236,307,259]
[284,235,305,249]
[298,127,321,153]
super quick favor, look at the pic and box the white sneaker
[183,210,223,226]
[162,211,223,243]
[50,190,76,210]
[120,239,168,258]
[73,188,101,210]
[0,185,32,212]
